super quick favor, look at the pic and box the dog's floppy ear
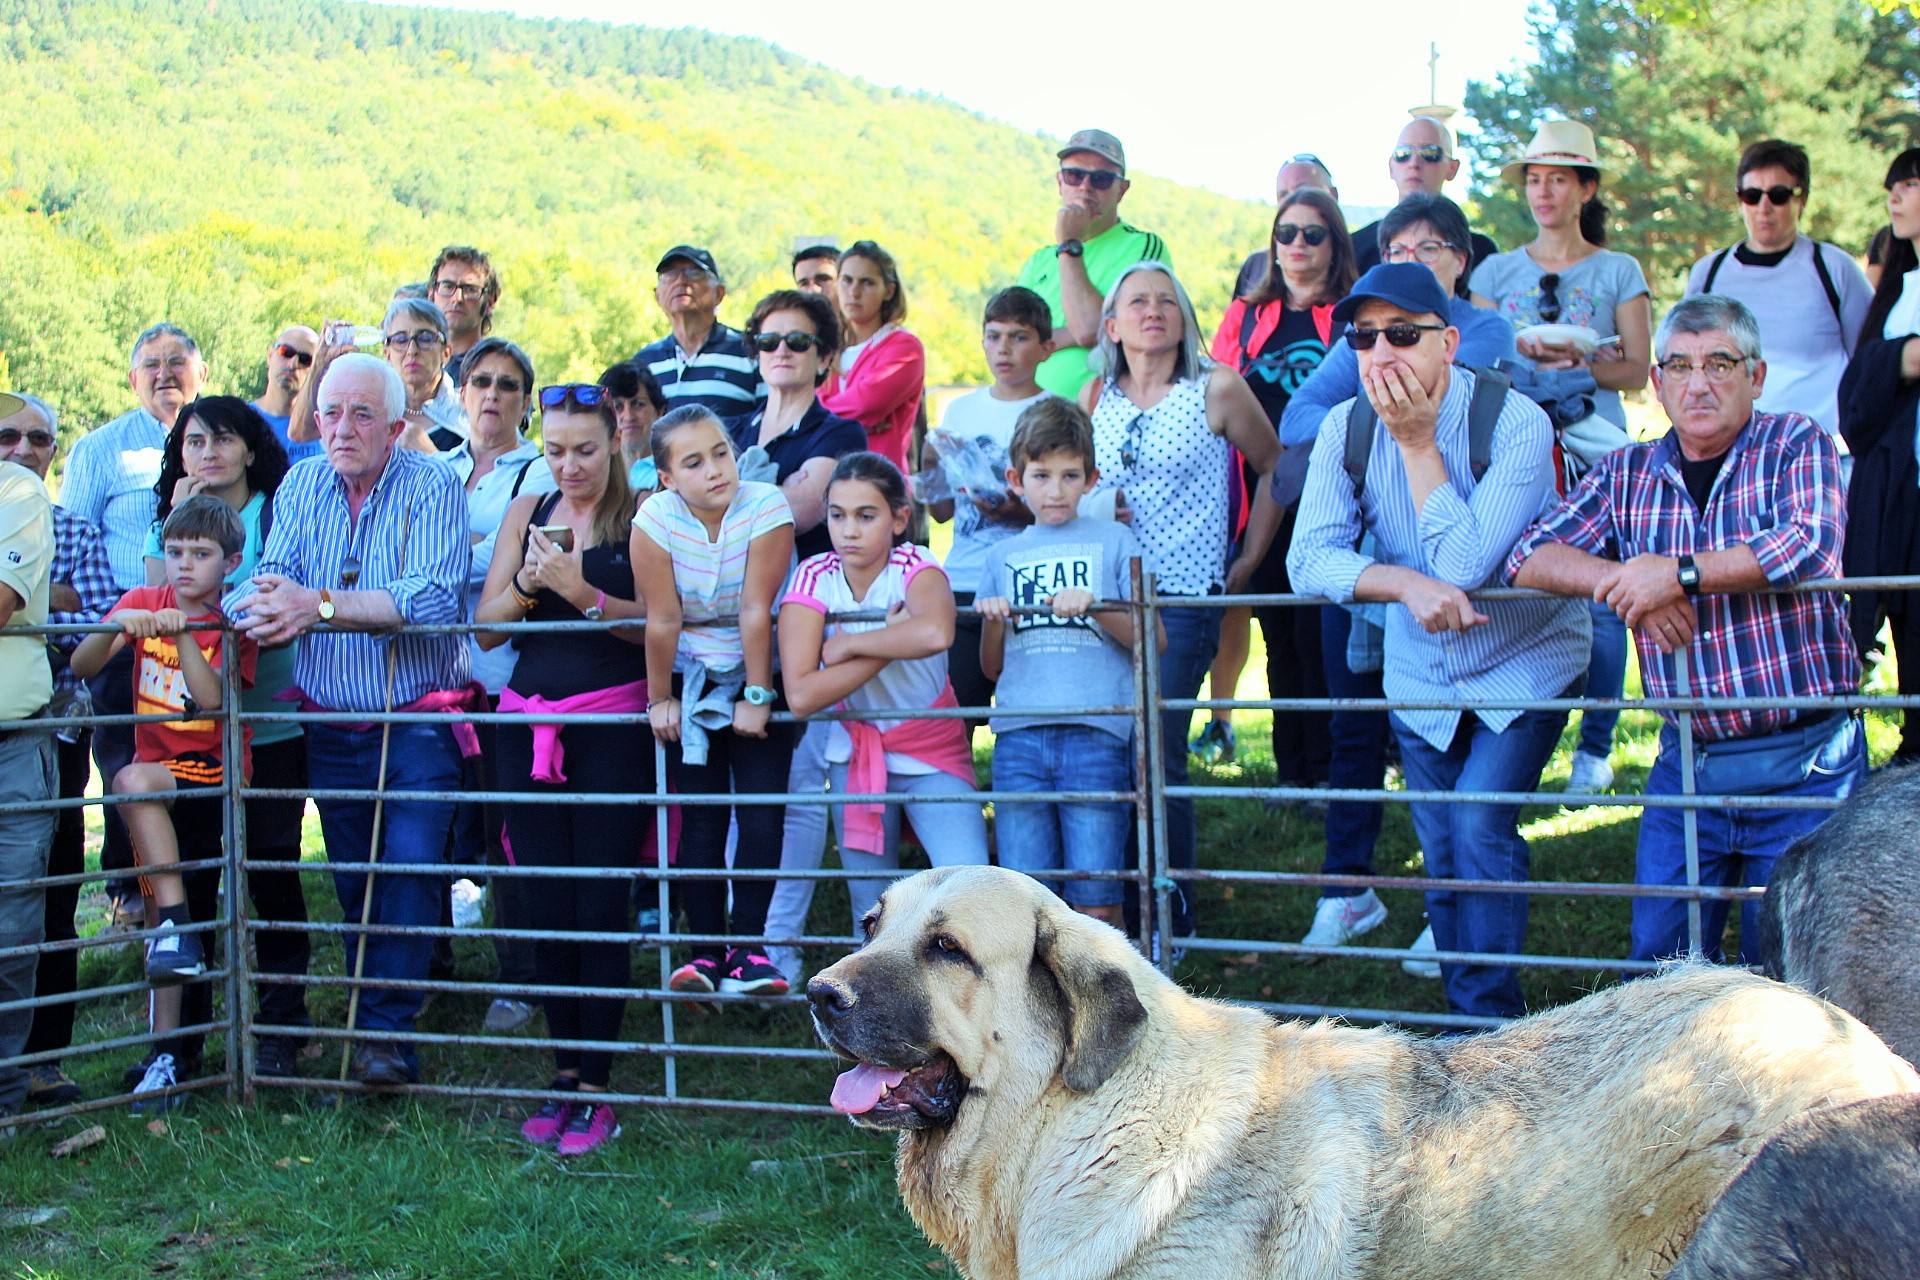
[1033,911,1148,1092]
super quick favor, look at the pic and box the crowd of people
[0,114,1914,1152]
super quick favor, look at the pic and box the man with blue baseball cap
[1287,262,1590,1022]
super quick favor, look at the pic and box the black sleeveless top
[506,493,646,700]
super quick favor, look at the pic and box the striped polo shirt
[631,480,793,673]
[633,322,765,416]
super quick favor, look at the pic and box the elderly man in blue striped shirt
[1289,264,1589,1021]
[230,352,472,1088]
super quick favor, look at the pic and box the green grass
[2,626,1904,1277]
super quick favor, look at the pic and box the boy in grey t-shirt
[978,400,1152,927]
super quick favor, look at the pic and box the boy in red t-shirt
[73,496,255,1108]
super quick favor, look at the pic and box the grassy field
[1,620,1903,1277]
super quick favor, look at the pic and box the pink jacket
[821,327,925,476]
[840,684,974,857]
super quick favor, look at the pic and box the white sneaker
[1402,924,1442,979]
[130,1052,180,1114]
[1299,889,1388,950]
[1564,750,1615,801]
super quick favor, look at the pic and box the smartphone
[538,525,575,553]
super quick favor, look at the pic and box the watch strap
[1056,239,1084,258]
[1676,554,1701,595]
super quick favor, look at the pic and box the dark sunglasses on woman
[466,372,524,394]
[539,383,607,410]
[272,343,315,367]
[1274,223,1330,247]
[1345,322,1447,350]
[1059,166,1121,191]
[1738,184,1804,206]
[751,331,819,354]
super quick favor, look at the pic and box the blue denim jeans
[0,731,56,1115]
[1577,601,1627,758]
[1157,603,1222,935]
[1392,698,1572,1020]
[1320,606,1387,896]
[307,722,461,1066]
[994,725,1134,907]
[1631,715,1866,965]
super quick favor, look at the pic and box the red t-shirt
[109,585,258,783]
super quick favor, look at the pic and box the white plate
[1515,323,1603,354]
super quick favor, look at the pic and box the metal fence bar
[1129,558,1155,960]
[1675,650,1705,958]
[653,737,677,1103]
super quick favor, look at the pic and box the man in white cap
[1351,117,1499,286]
[1015,129,1172,397]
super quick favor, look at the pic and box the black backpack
[1343,366,1512,497]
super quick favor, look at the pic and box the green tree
[1464,0,1920,299]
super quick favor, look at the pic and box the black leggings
[667,719,795,964]
[496,718,651,1088]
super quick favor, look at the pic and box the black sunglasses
[273,343,315,368]
[465,372,525,394]
[1059,166,1121,191]
[1536,273,1562,324]
[1738,184,1804,206]
[751,331,820,354]
[1392,143,1448,164]
[1345,322,1447,350]
[540,383,608,410]
[1274,223,1331,247]
[0,427,54,448]
[339,551,362,589]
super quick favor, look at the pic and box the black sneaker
[719,947,790,996]
[255,1037,301,1079]
[145,920,206,984]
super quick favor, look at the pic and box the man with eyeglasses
[1684,140,1870,431]
[227,352,472,1088]
[632,245,765,417]
[1508,294,1861,969]
[428,245,501,385]
[1015,129,1171,397]
[255,325,322,466]
[1233,153,1340,297]
[1350,117,1499,286]
[1289,263,1588,1021]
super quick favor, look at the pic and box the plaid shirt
[47,505,120,700]
[1505,411,1858,743]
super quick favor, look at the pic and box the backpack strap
[1465,366,1512,482]
[1236,300,1262,372]
[1809,241,1844,327]
[1700,247,1733,294]
[508,453,537,501]
[1344,394,1378,497]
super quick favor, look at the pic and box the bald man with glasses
[1350,117,1500,286]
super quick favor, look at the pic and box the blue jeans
[1577,602,1627,758]
[827,763,989,922]
[0,731,57,1115]
[1320,606,1387,896]
[994,725,1134,908]
[307,722,461,1064]
[1157,604,1221,935]
[1631,716,1865,965]
[1392,699,1572,1020]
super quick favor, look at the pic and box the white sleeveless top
[1089,374,1229,596]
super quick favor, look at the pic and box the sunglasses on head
[466,372,525,394]
[751,330,820,354]
[1274,223,1331,247]
[1059,166,1121,191]
[1536,273,1562,324]
[539,383,607,410]
[1739,184,1804,207]
[273,343,315,368]
[1345,322,1447,350]
[1392,143,1448,164]
[0,427,54,449]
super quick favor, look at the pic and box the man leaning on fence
[1508,293,1863,967]
[1287,264,1589,1022]
[0,406,57,1123]
[228,353,472,1088]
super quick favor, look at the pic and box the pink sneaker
[669,956,720,994]
[556,1101,619,1157]
[520,1082,578,1145]
[719,948,789,996]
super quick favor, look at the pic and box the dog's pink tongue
[831,1063,909,1114]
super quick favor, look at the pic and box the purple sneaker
[520,1080,579,1145]
[556,1101,620,1157]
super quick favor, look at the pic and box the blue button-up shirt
[56,406,166,590]
[230,450,471,712]
[1287,367,1590,750]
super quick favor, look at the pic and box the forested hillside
[0,0,1270,448]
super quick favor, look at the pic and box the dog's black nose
[807,978,854,1022]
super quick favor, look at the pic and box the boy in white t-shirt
[927,287,1058,739]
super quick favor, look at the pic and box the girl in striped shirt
[631,406,796,998]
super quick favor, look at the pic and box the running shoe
[719,948,790,996]
[556,1101,619,1157]
[1189,720,1236,765]
[520,1079,580,1145]
[145,919,206,984]
[1299,889,1389,951]
[129,1052,182,1114]
[668,956,720,995]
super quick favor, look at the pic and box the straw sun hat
[1501,120,1605,185]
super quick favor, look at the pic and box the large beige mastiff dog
[808,866,1919,1280]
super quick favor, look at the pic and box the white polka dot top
[1090,373,1229,597]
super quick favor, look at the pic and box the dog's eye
[933,934,962,955]
[859,914,878,941]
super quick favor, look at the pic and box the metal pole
[653,737,676,1100]
[1126,557,1153,959]
[221,624,251,1102]
[1140,572,1174,976]
[1673,648,1703,958]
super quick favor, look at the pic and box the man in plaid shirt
[1506,295,1863,966]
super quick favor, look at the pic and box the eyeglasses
[1738,184,1805,207]
[658,266,714,285]
[1536,273,1562,324]
[384,330,445,351]
[0,427,55,449]
[1059,166,1121,191]
[539,383,607,410]
[1655,352,1750,382]
[136,355,193,376]
[751,331,820,354]
[1345,322,1447,350]
[1392,143,1448,164]
[1274,223,1330,247]
[432,279,484,300]
[466,372,525,394]
[1384,239,1460,265]
[273,343,315,367]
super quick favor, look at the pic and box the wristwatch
[1056,239,1085,258]
[316,589,336,622]
[1676,554,1701,596]
[742,684,777,707]
[584,590,606,621]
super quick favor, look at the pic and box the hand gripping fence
[0,569,1913,1121]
